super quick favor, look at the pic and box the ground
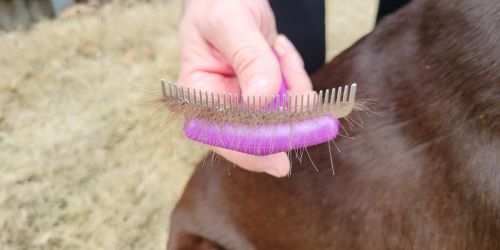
[0,0,376,249]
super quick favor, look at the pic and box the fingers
[178,68,242,95]
[273,35,313,93]
[177,23,242,94]
[209,36,311,178]
[211,147,290,178]
[200,7,281,98]
[178,2,311,178]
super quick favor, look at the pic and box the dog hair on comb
[161,80,356,122]
[160,78,357,156]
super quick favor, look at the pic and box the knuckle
[231,46,265,74]
[205,3,238,28]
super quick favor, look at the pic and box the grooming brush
[160,77,357,156]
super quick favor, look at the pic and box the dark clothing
[377,0,412,22]
[269,0,412,74]
[269,0,325,75]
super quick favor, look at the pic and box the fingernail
[274,35,304,68]
[274,35,287,56]
[274,35,290,56]
[247,75,269,96]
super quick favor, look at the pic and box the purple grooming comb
[160,78,357,156]
[183,115,339,155]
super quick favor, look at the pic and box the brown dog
[168,0,500,249]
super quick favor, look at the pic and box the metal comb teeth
[160,79,357,118]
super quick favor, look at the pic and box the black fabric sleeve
[269,0,412,73]
[376,0,412,22]
[268,0,326,75]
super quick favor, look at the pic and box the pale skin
[179,0,313,177]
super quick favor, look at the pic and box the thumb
[231,41,282,99]
[202,17,281,99]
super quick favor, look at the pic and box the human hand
[179,0,312,177]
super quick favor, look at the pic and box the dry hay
[0,0,376,249]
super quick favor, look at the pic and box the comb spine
[198,90,203,107]
[192,89,197,106]
[276,95,280,113]
[324,89,330,112]
[343,85,349,103]
[229,93,233,111]
[223,93,227,110]
[313,92,317,111]
[247,95,250,113]
[318,90,324,112]
[306,93,310,112]
[235,94,239,111]
[253,96,256,113]
[265,96,268,113]
[329,87,335,111]
[287,95,291,113]
[161,79,167,97]
[281,94,286,113]
[293,94,297,113]
[174,84,179,99]
[335,86,343,107]
[259,96,262,112]
[300,94,304,113]
[180,86,185,102]
[349,83,357,103]
[241,94,245,112]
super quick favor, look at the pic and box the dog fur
[168,0,500,249]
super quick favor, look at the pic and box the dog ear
[168,231,225,250]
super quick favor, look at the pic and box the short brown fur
[168,0,500,249]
